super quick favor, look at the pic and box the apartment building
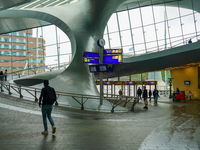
[0,29,45,73]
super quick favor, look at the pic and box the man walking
[39,80,56,135]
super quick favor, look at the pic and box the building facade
[0,29,45,73]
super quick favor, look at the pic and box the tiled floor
[0,94,200,150]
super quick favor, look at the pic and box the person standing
[149,89,152,101]
[0,71,3,81]
[119,89,122,100]
[176,88,180,94]
[4,69,7,81]
[39,80,56,135]
[153,88,159,104]
[137,87,142,100]
[143,86,148,109]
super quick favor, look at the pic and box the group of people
[137,87,159,109]
[0,69,7,81]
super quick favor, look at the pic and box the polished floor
[0,93,200,150]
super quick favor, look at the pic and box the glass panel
[121,30,132,50]
[129,8,142,28]
[165,4,179,20]
[107,14,118,33]
[153,5,165,23]
[103,34,109,49]
[143,25,156,43]
[182,14,195,39]
[141,6,154,26]
[146,41,157,53]
[132,27,144,44]
[118,11,129,30]
[134,44,145,55]
[168,18,182,41]
[195,12,200,37]
[109,32,121,48]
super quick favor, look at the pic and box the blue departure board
[103,55,122,64]
[103,49,122,55]
[83,58,99,63]
[83,52,100,58]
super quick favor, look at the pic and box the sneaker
[52,126,56,134]
[41,131,48,135]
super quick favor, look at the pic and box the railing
[0,81,134,113]
[123,34,200,58]
[0,61,70,81]
[103,93,139,112]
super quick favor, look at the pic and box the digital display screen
[126,81,133,85]
[148,81,154,85]
[83,52,100,58]
[184,81,190,85]
[103,55,122,64]
[83,58,99,63]
[99,64,108,72]
[103,49,122,55]
[89,65,98,73]
[104,82,110,85]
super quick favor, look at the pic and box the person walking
[137,87,142,100]
[39,80,56,135]
[149,89,152,101]
[153,88,159,104]
[4,69,7,81]
[143,86,148,109]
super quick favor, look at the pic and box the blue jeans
[5,76,7,81]
[42,105,55,131]
[154,95,158,102]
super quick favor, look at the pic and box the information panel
[103,55,122,64]
[83,58,99,63]
[124,81,135,85]
[103,49,122,55]
[83,52,100,58]
[113,81,123,85]
[103,81,113,85]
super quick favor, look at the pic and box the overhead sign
[83,52,100,58]
[124,81,135,85]
[103,81,113,85]
[103,49,122,55]
[114,81,123,85]
[103,55,122,64]
[83,58,99,63]
[136,81,144,85]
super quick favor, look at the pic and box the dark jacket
[143,89,147,98]
[149,91,152,97]
[39,85,56,106]
[137,89,142,95]
[153,90,159,97]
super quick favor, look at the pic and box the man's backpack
[47,87,56,105]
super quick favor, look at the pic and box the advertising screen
[184,81,190,85]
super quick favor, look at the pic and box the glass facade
[104,1,200,57]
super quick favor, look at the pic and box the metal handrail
[0,81,130,112]
[103,93,139,112]
[123,34,200,58]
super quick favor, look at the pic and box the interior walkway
[0,93,200,150]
